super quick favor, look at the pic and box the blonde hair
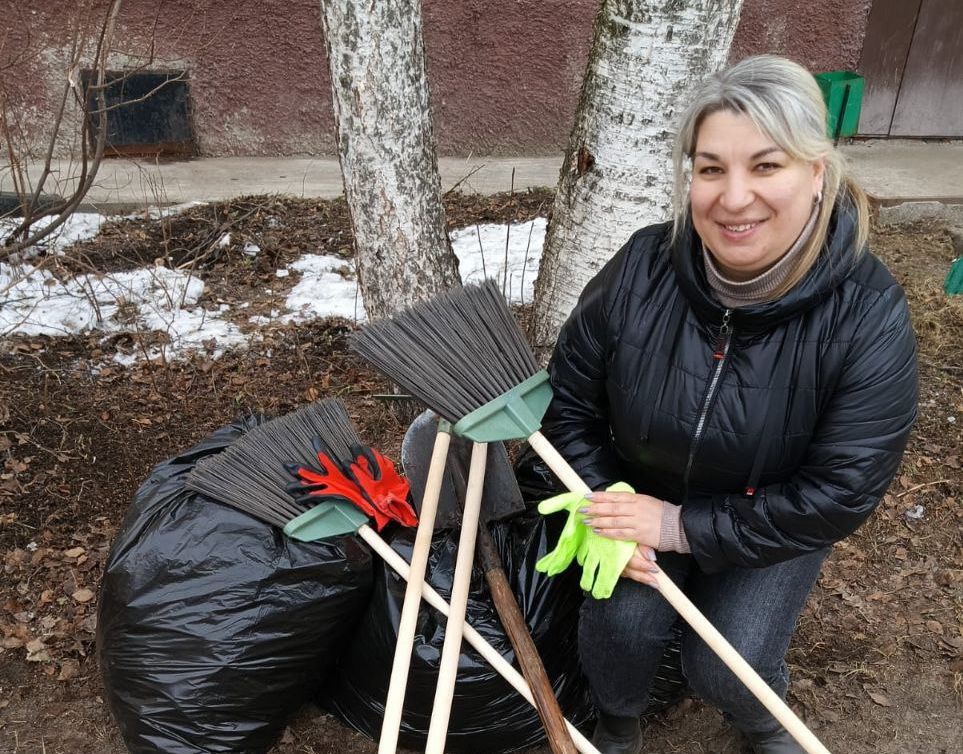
[672,55,869,298]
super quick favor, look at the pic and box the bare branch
[1,0,123,260]
[86,70,188,114]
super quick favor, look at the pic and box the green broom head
[184,399,369,540]
[351,279,553,442]
[283,499,367,542]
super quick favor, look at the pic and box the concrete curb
[875,201,963,227]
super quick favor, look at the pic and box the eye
[755,162,781,172]
[698,165,723,175]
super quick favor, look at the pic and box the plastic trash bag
[97,417,374,754]
[323,511,593,753]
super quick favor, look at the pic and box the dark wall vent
[82,70,195,157]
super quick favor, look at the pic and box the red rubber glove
[288,440,417,531]
[288,449,393,531]
[348,445,418,528]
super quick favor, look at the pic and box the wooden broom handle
[526,430,831,754]
[355,523,601,754]
[477,528,578,754]
[443,441,577,754]
[378,428,452,754]
[424,441,489,754]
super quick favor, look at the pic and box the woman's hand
[621,545,661,588]
[581,490,664,587]
[581,490,663,548]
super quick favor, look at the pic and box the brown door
[859,0,963,137]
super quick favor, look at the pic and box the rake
[351,280,831,754]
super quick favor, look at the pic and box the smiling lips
[717,219,766,238]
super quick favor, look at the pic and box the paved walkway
[3,140,961,218]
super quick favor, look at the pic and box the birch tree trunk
[531,0,743,352]
[320,0,460,319]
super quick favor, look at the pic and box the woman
[541,56,918,754]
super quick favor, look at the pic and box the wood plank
[858,0,921,136]
[891,0,963,137]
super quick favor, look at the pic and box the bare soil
[1,192,960,754]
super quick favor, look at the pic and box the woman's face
[689,109,825,281]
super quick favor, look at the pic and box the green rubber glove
[535,490,589,576]
[536,482,638,599]
[575,481,637,599]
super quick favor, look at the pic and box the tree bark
[531,0,743,353]
[320,0,461,320]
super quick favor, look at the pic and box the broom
[351,280,832,754]
[379,421,452,754]
[183,399,600,754]
[185,400,363,532]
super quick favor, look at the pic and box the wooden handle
[479,534,578,754]
[378,428,452,754]
[445,440,576,754]
[527,430,831,754]
[424,441,489,754]
[356,523,601,754]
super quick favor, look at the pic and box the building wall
[0,0,873,158]
[730,0,873,71]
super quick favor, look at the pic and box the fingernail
[584,492,597,500]
[644,550,658,562]
[578,507,589,514]
[592,528,602,534]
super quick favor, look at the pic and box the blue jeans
[578,548,828,735]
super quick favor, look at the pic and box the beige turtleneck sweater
[702,203,820,308]
[657,204,820,554]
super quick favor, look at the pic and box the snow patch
[449,218,546,305]
[1,208,549,365]
[0,213,105,257]
[283,255,366,322]
[0,262,245,361]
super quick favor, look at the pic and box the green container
[815,71,864,138]
[945,258,963,295]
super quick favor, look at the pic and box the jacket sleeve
[682,284,919,572]
[540,237,638,491]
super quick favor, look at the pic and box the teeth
[725,223,757,232]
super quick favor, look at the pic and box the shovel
[403,412,579,754]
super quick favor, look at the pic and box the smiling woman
[689,110,824,281]
[538,55,917,754]
[672,54,869,300]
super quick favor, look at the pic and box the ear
[811,158,826,195]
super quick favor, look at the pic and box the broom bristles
[351,280,539,422]
[184,398,363,528]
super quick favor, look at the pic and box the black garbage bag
[515,447,690,715]
[97,417,375,754]
[323,511,593,753]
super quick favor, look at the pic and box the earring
[813,190,823,205]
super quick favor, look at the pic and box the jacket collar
[670,195,861,333]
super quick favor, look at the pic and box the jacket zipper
[682,308,732,494]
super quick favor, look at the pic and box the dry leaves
[865,688,893,707]
[25,638,50,662]
[72,588,95,604]
[57,658,81,681]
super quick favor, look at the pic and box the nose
[719,171,753,212]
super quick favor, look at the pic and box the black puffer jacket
[543,199,918,573]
